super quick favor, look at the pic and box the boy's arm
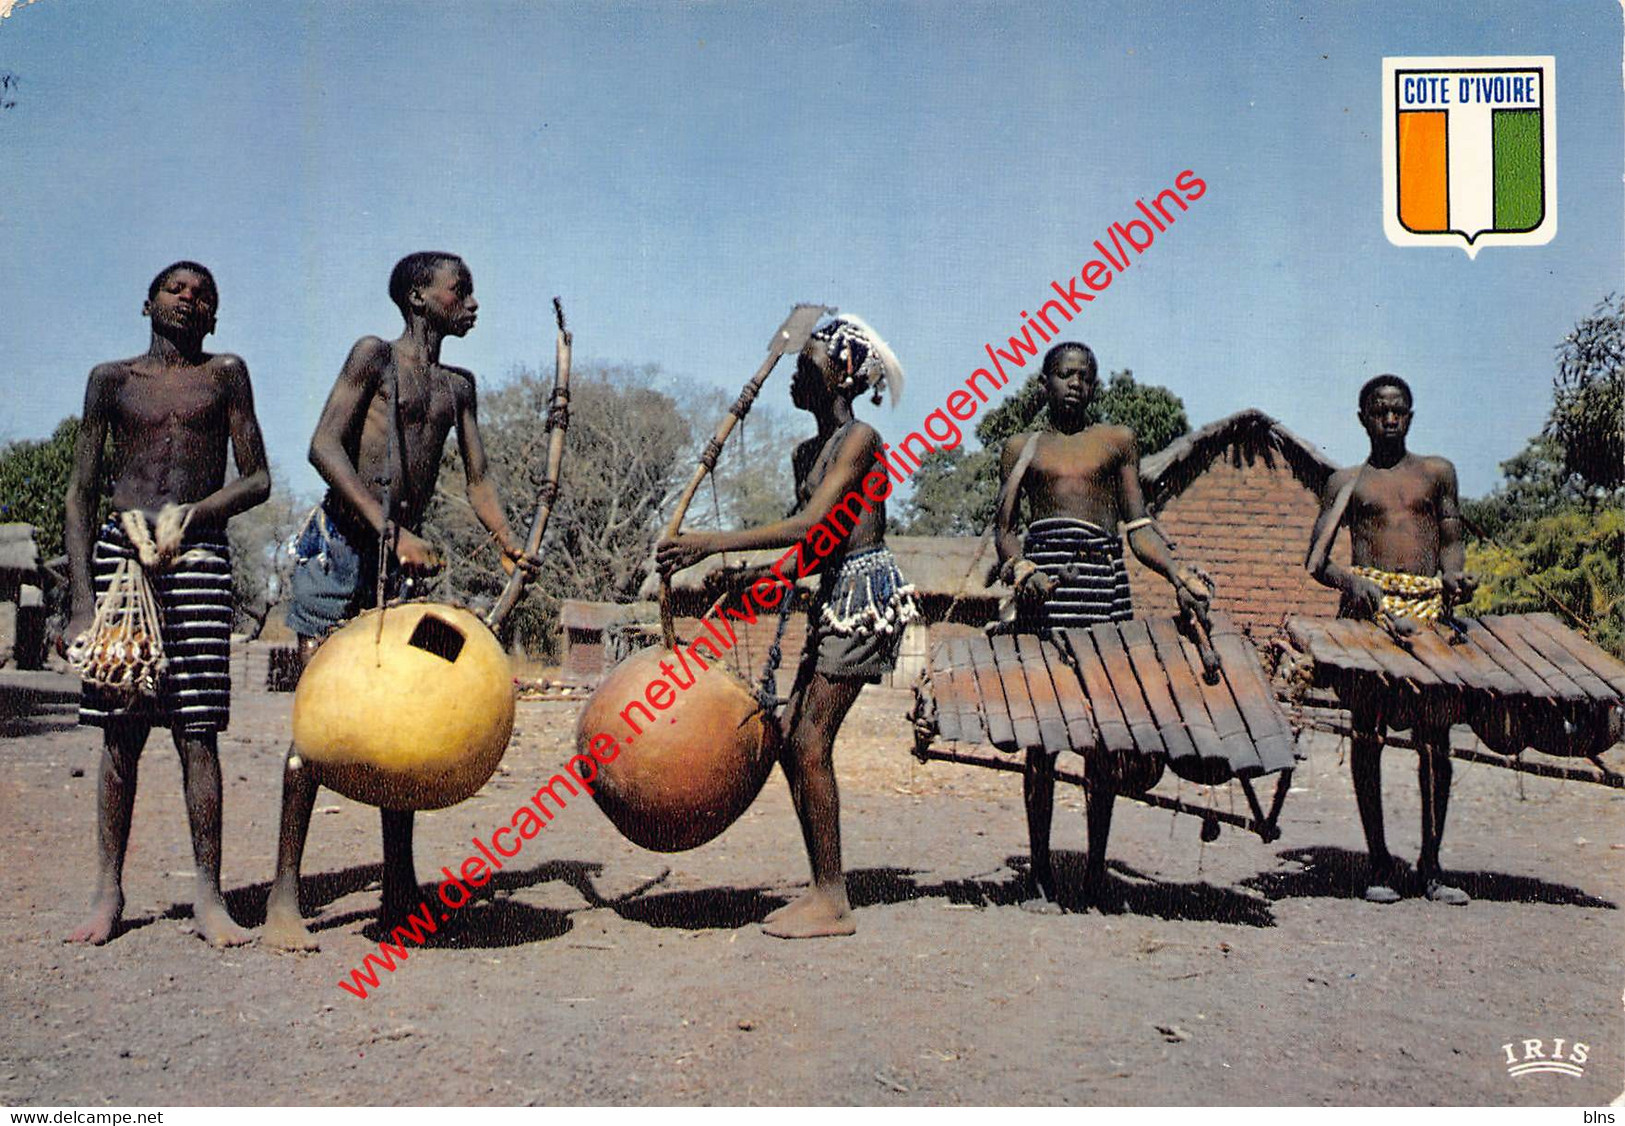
[188,357,271,527]
[655,425,879,578]
[993,432,1053,600]
[307,338,439,573]
[993,433,1028,570]
[1118,430,1207,606]
[62,366,114,639]
[1307,468,1382,616]
[1434,459,1474,605]
[450,369,526,566]
[308,337,390,533]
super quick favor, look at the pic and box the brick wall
[1125,456,1347,636]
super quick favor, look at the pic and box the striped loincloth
[79,517,234,734]
[1019,517,1133,630]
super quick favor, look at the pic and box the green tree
[1548,293,1624,492]
[1464,296,1625,656]
[666,384,796,532]
[1460,435,1583,541]
[1465,508,1623,657]
[894,446,999,536]
[0,417,104,560]
[897,369,1189,533]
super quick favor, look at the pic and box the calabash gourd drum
[575,646,779,852]
[292,603,516,810]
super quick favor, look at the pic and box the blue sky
[1,0,1619,499]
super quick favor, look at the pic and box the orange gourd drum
[575,646,778,851]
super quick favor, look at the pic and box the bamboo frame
[485,297,573,635]
[656,303,835,649]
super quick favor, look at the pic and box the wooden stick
[1325,618,1433,687]
[486,298,573,635]
[657,303,834,648]
[1092,623,1167,757]
[1147,616,1227,763]
[1456,617,1559,699]
[1014,632,1071,756]
[1118,619,1198,763]
[967,634,1018,749]
[1061,628,1136,755]
[1038,628,1098,751]
[950,637,993,746]
[990,632,1043,751]
[922,643,960,743]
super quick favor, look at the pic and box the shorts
[812,622,906,683]
[284,501,382,639]
[807,546,917,683]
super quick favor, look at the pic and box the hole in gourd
[408,615,465,663]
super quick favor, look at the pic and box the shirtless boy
[63,261,271,945]
[1307,374,1473,906]
[263,252,533,949]
[994,341,1211,911]
[657,316,918,938]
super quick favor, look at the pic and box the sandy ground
[1,677,1621,1106]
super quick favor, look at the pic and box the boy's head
[389,252,477,335]
[1041,341,1099,413]
[1358,373,1414,443]
[793,315,904,410]
[144,261,218,337]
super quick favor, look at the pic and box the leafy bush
[0,417,105,560]
[1465,507,1623,657]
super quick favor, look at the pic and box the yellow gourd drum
[292,603,516,810]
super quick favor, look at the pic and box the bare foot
[194,899,252,947]
[66,894,124,945]
[1019,895,1064,916]
[1363,883,1401,904]
[762,888,855,939]
[1424,879,1470,906]
[261,907,320,952]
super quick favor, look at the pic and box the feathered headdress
[810,314,905,407]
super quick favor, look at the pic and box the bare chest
[372,367,458,442]
[1352,470,1436,523]
[1027,433,1119,491]
[112,366,227,434]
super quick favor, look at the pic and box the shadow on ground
[115,845,1608,953]
[0,682,80,739]
[171,858,614,948]
[586,851,1279,932]
[1244,845,1617,908]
